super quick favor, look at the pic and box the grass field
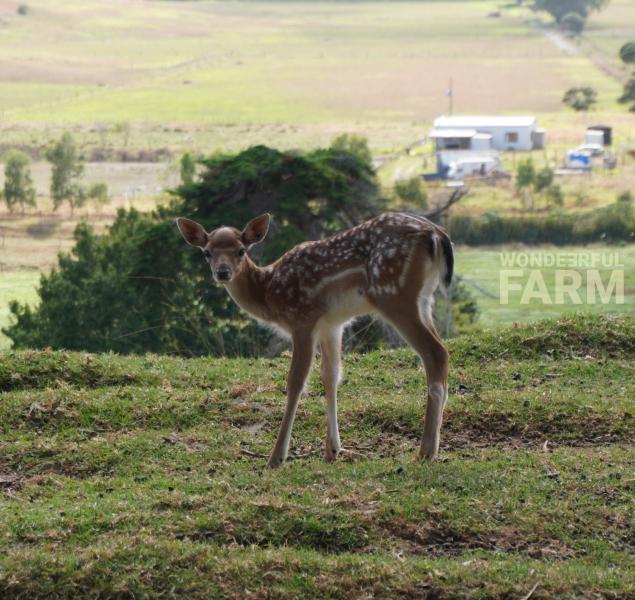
[3,1,591,122]
[0,315,633,598]
[0,0,633,155]
[455,244,635,326]
[0,271,40,350]
[1,0,634,225]
[1,3,634,596]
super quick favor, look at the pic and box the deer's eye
[203,249,211,259]
[238,248,246,257]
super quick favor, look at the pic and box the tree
[618,44,635,112]
[394,176,427,208]
[3,150,36,214]
[546,184,564,208]
[618,75,635,111]
[561,11,586,34]
[562,86,597,111]
[619,41,635,64]
[516,159,536,210]
[534,166,554,193]
[113,121,131,147]
[516,158,535,190]
[87,182,110,212]
[330,134,373,165]
[5,144,382,355]
[180,152,197,185]
[531,0,609,23]
[45,133,85,215]
[516,160,561,210]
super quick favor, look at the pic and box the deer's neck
[224,259,273,323]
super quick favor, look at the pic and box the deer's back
[264,213,442,323]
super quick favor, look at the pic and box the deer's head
[176,214,270,284]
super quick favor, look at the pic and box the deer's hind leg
[375,298,449,460]
[320,326,343,461]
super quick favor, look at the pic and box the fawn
[176,212,452,468]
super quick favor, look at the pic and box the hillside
[1,315,633,598]
[1,0,633,154]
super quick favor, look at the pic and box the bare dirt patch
[350,409,633,453]
[290,57,569,121]
[380,518,578,559]
[0,59,131,86]
[0,471,22,493]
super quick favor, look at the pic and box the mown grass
[0,272,40,351]
[0,315,633,598]
[455,244,635,327]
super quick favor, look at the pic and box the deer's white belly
[317,287,374,331]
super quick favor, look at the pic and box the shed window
[505,132,519,143]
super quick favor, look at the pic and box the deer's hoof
[324,446,340,462]
[325,438,341,462]
[267,455,284,469]
[419,449,438,462]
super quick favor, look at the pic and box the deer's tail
[435,228,454,291]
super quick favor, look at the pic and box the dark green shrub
[394,176,427,208]
[560,11,586,34]
[619,41,635,64]
[563,86,597,111]
[448,194,635,245]
[534,166,554,193]
[619,75,635,112]
[592,193,635,241]
[531,0,609,23]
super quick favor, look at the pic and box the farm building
[430,115,546,152]
[428,129,504,179]
[445,153,503,180]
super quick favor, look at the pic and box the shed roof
[434,115,536,129]
[429,128,477,138]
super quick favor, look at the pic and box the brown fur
[177,212,451,468]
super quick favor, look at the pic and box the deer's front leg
[268,331,315,469]
[320,327,343,461]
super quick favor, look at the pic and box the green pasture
[0,0,632,154]
[0,315,633,598]
[455,244,635,327]
[0,271,40,351]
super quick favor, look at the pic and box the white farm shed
[431,116,545,151]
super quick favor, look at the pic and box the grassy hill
[1,315,633,598]
[1,0,633,154]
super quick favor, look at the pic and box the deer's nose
[215,267,231,281]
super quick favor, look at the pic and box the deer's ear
[176,217,208,247]
[242,213,270,247]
